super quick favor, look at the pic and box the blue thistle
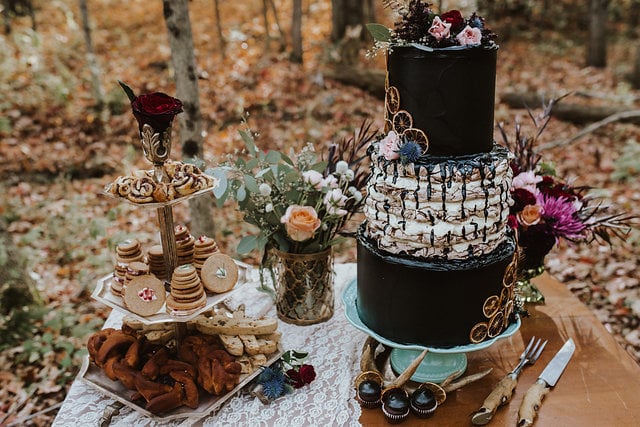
[258,366,288,399]
[399,141,423,164]
[469,13,484,29]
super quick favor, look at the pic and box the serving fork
[471,336,548,425]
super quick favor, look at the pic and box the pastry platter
[343,279,521,383]
[92,260,255,324]
[79,344,284,421]
[101,186,214,209]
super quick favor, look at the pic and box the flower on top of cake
[378,130,424,164]
[368,1,497,51]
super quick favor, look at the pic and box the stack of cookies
[147,245,166,281]
[112,239,144,297]
[124,261,150,288]
[175,225,195,266]
[166,264,207,315]
[193,235,220,276]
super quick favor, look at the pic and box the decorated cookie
[124,275,166,317]
[201,253,238,294]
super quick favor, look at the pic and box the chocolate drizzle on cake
[363,144,513,261]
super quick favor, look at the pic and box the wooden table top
[359,273,640,426]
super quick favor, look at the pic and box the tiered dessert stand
[342,280,520,384]
[79,124,281,421]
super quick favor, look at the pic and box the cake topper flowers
[367,1,497,51]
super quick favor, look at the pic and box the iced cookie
[201,253,238,294]
[124,275,166,317]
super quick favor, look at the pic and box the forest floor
[0,0,639,425]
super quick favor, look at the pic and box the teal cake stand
[342,279,521,384]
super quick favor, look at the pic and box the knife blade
[517,338,575,427]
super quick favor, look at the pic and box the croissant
[170,370,199,409]
[141,347,169,380]
[112,360,139,390]
[146,382,184,414]
[134,372,172,402]
[96,332,136,366]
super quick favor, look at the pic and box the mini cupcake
[381,387,410,424]
[354,371,383,409]
[410,386,438,418]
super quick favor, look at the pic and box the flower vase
[515,264,546,304]
[273,248,334,325]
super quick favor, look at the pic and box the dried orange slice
[402,128,429,151]
[504,300,514,323]
[503,262,516,288]
[386,86,400,114]
[483,295,500,318]
[469,322,488,344]
[392,110,413,133]
[488,311,505,338]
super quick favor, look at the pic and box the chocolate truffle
[410,387,438,418]
[356,379,382,408]
[382,387,410,424]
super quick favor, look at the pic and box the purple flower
[399,141,422,163]
[537,193,586,240]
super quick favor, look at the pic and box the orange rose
[281,205,321,242]
[517,204,544,227]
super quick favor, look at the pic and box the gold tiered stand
[85,124,282,421]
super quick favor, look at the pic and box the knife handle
[517,379,550,427]
[471,374,517,425]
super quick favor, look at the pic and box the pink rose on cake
[517,204,544,227]
[379,131,400,161]
[512,170,543,193]
[281,205,321,242]
[428,16,451,41]
[455,25,483,46]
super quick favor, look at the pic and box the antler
[385,349,428,389]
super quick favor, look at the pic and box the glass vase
[273,248,334,325]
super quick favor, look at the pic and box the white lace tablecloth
[53,264,365,427]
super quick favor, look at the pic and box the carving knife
[517,338,575,427]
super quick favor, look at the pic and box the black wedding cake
[356,5,518,348]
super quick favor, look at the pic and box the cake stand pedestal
[342,279,521,384]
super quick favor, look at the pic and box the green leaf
[244,174,259,193]
[310,161,327,172]
[366,23,391,42]
[236,185,246,202]
[256,167,271,178]
[265,150,281,164]
[239,129,258,156]
[209,168,229,199]
[281,152,294,166]
[117,80,136,102]
[237,235,258,254]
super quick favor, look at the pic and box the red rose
[511,188,536,213]
[299,364,316,385]
[441,10,464,31]
[286,368,305,389]
[507,214,519,230]
[131,92,183,133]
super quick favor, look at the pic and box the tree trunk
[162,0,216,239]
[331,0,365,43]
[586,0,609,67]
[213,0,226,59]
[0,218,38,315]
[290,0,303,63]
[79,0,107,119]
[632,43,640,89]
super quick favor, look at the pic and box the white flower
[321,175,339,189]
[303,170,324,189]
[335,160,349,175]
[348,186,363,202]
[259,183,272,196]
[324,188,348,216]
[265,203,274,213]
[344,169,354,181]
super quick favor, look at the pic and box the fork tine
[521,336,536,358]
[529,338,542,358]
[530,340,548,363]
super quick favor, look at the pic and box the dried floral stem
[443,368,493,393]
